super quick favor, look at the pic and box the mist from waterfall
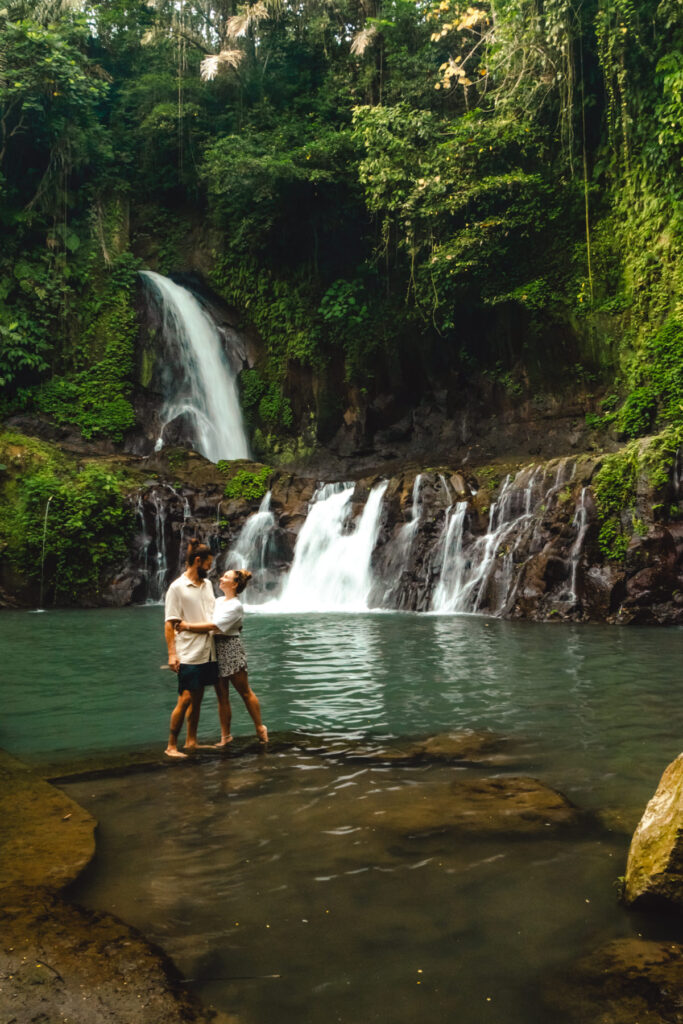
[261,481,388,613]
[140,270,249,462]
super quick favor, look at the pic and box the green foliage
[258,385,294,430]
[0,431,134,603]
[33,283,138,440]
[1,0,682,458]
[223,465,271,502]
[618,387,657,439]
[593,427,683,560]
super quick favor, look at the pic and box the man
[163,537,219,758]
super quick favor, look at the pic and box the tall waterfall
[265,481,388,613]
[140,271,249,462]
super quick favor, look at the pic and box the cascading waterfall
[264,481,389,613]
[140,270,249,462]
[224,491,276,604]
[129,458,607,617]
[429,460,576,615]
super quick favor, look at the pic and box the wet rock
[355,775,582,836]
[0,749,96,892]
[369,729,514,766]
[545,938,683,1024]
[623,753,683,912]
[0,891,231,1024]
[582,564,627,619]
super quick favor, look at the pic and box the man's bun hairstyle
[186,537,211,565]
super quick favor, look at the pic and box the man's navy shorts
[178,661,218,695]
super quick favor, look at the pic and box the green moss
[222,464,271,502]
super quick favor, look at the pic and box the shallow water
[3,609,682,1022]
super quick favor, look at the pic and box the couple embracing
[163,538,268,758]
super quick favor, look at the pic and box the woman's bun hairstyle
[235,569,252,594]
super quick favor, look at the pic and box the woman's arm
[175,619,218,633]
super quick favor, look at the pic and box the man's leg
[231,670,268,742]
[184,686,204,750]
[214,678,233,746]
[166,690,192,758]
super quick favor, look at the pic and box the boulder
[623,753,683,910]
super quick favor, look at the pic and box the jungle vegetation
[0,0,681,444]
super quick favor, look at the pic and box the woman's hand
[175,619,189,633]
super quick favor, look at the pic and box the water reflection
[279,615,388,736]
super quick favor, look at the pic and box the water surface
[3,609,682,1023]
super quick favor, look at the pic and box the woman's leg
[231,670,268,742]
[214,678,233,746]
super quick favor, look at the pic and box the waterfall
[140,270,249,462]
[225,492,276,604]
[568,487,590,604]
[36,495,53,611]
[430,502,469,612]
[264,481,388,612]
[429,461,575,615]
[439,473,453,504]
[395,474,424,560]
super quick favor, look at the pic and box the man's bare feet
[214,735,234,747]
[164,747,188,759]
[183,742,199,753]
[256,725,268,743]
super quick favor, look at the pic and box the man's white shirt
[164,574,216,664]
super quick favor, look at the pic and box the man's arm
[165,619,181,671]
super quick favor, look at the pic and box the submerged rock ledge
[0,749,227,1024]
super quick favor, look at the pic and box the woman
[176,568,268,745]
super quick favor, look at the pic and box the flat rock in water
[355,775,581,836]
[624,752,683,911]
[0,748,96,892]
[350,729,514,766]
[545,938,683,1024]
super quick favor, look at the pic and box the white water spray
[263,481,388,612]
[140,270,249,462]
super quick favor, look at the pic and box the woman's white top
[212,595,244,636]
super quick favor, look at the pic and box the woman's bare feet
[214,735,234,748]
[164,747,188,759]
[256,725,268,743]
